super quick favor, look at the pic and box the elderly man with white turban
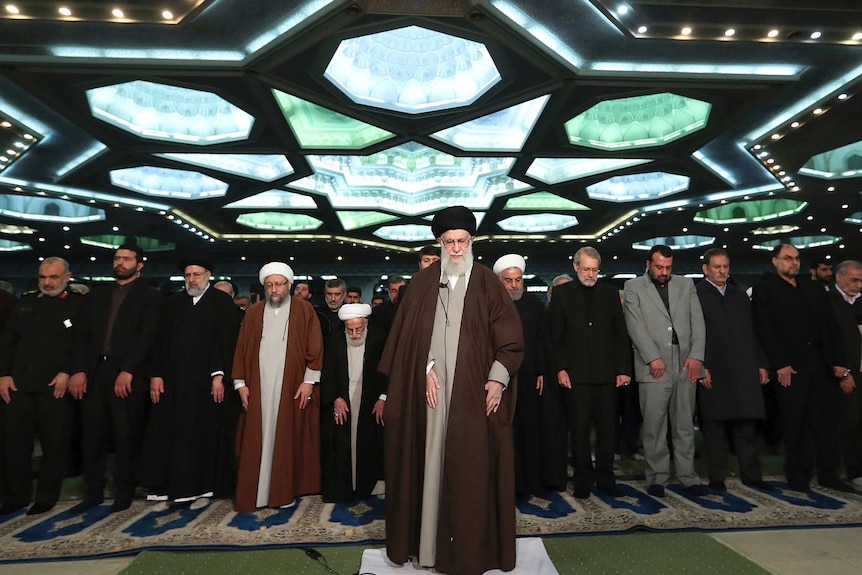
[319,303,388,502]
[493,254,567,498]
[231,262,324,512]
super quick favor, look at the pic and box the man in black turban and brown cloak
[379,206,524,575]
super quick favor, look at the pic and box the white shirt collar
[835,283,861,305]
[705,278,727,296]
[191,283,209,305]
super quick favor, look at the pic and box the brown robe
[379,261,523,575]
[231,297,323,512]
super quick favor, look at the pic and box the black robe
[138,286,241,499]
[512,293,567,494]
[320,325,388,502]
[696,281,766,421]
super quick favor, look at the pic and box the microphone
[439,282,448,289]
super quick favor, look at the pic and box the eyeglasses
[441,237,471,248]
[184,271,206,279]
[264,280,288,289]
[579,267,600,274]
[346,326,366,335]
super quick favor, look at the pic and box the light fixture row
[631,24,862,43]
[4,4,175,21]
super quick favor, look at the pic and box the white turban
[493,254,526,275]
[338,303,372,321]
[259,262,294,285]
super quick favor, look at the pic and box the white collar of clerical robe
[191,283,210,305]
[440,264,473,290]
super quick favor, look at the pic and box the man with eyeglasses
[752,244,855,493]
[231,262,324,512]
[320,303,387,502]
[138,256,241,512]
[551,246,632,499]
[380,206,523,575]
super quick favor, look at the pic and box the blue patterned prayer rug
[0,479,859,564]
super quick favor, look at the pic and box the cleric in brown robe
[379,206,524,575]
[231,262,324,512]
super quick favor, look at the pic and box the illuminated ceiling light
[633,235,714,251]
[768,29,780,38]
[58,7,71,16]
[770,133,781,140]
[681,27,692,36]
[526,157,651,185]
[324,25,501,114]
[791,121,800,128]
[0,194,105,223]
[616,5,629,15]
[754,235,840,251]
[587,172,689,202]
[5,5,19,14]
[0,239,30,252]
[431,95,550,152]
[565,92,711,151]
[503,191,590,211]
[292,142,528,216]
[272,90,394,150]
[236,212,323,232]
[162,10,173,19]
[81,235,175,252]
[838,93,849,100]
[223,190,316,209]
[336,211,399,231]
[813,108,824,115]
[637,25,648,34]
[853,33,862,41]
[799,139,862,179]
[844,211,862,224]
[373,224,435,242]
[810,31,822,39]
[751,225,799,235]
[827,186,835,191]
[86,80,254,145]
[110,166,228,200]
[694,198,807,224]
[0,121,10,128]
[158,153,294,182]
[112,8,124,18]
[498,213,579,233]
[724,29,735,37]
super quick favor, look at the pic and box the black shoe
[110,498,133,513]
[787,481,812,493]
[708,480,727,492]
[573,488,591,500]
[0,504,25,516]
[646,484,665,498]
[27,503,55,515]
[819,479,856,493]
[742,480,774,491]
[69,497,103,514]
[684,484,708,496]
[597,485,625,498]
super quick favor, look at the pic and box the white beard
[441,245,474,277]
[346,330,368,348]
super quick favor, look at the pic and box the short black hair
[419,245,440,258]
[117,243,144,263]
[389,275,406,287]
[810,257,831,269]
[772,243,796,256]
[347,285,362,296]
[648,244,673,261]
[372,293,385,301]
[702,248,728,265]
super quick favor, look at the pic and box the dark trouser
[615,380,641,457]
[4,392,73,507]
[567,383,616,491]
[776,349,843,487]
[80,363,147,504]
[701,419,762,484]
[841,369,862,480]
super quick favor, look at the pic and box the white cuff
[233,379,246,390]
[304,368,321,384]
[378,394,387,401]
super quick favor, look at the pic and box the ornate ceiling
[0,0,860,278]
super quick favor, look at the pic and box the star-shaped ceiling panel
[0,0,859,276]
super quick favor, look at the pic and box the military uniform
[0,287,85,513]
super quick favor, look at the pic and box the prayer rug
[1,478,860,564]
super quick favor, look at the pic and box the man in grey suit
[624,245,706,497]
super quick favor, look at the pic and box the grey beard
[508,287,524,301]
[185,283,207,297]
[39,283,68,298]
[441,245,474,277]
[578,276,597,287]
[346,330,367,348]
[266,293,285,308]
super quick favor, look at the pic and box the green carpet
[119,532,770,575]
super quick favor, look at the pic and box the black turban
[178,253,214,273]
[431,206,477,238]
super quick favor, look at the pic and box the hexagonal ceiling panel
[525,158,652,185]
[799,139,862,179]
[236,212,323,232]
[374,224,435,242]
[110,166,228,199]
[754,235,842,250]
[0,194,105,223]
[498,213,579,232]
[324,26,501,114]
[503,191,590,211]
[223,190,316,209]
[586,172,690,202]
[157,153,294,182]
[693,199,807,224]
[633,235,716,251]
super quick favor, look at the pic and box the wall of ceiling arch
[0,0,860,283]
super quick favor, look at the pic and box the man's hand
[834,366,851,379]
[114,370,133,398]
[48,372,69,399]
[683,358,703,383]
[699,368,712,390]
[0,376,17,404]
[840,373,856,395]
[426,369,441,408]
[237,386,249,410]
[211,375,224,403]
[758,368,769,385]
[485,380,504,416]
[557,370,571,389]
[69,372,87,399]
[615,374,631,388]
[294,382,314,409]
[536,374,544,396]
[649,358,666,379]
[150,377,164,404]
[333,397,349,425]
[372,399,385,426]
[776,365,796,387]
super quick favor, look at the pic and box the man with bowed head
[231,262,324,511]
[380,205,523,575]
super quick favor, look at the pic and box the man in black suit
[827,260,862,488]
[752,244,854,493]
[550,246,632,499]
[69,244,163,513]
